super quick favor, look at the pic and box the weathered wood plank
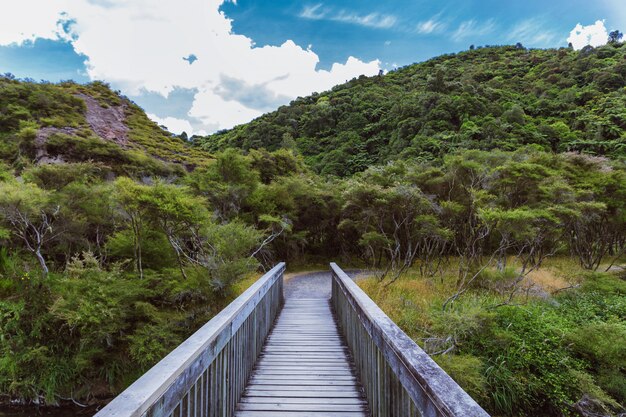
[256,363,352,373]
[236,412,366,417]
[238,403,367,411]
[244,390,363,398]
[249,374,357,381]
[238,397,366,405]
[245,385,361,392]
[250,377,357,387]
[235,297,368,417]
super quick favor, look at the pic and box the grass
[231,271,263,296]
[124,108,213,167]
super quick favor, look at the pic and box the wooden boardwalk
[235,298,369,417]
[96,265,489,417]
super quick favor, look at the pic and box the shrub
[434,354,488,404]
[567,322,626,404]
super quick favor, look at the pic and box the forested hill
[197,43,626,176]
[0,77,211,176]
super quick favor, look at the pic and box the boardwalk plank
[236,412,366,417]
[238,403,367,411]
[234,298,369,417]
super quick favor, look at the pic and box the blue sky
[222,0,619,69]
[0,0,624,134]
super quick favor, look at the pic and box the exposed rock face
[34,126,76,164]
[33,93,132,165]
[76,93,130,147]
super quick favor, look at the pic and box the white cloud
[147,113,202,136]
[299,4,396,29]
[0,1,69,45]
[300,4,326,20]
[567,20,608,50]
[416,16,446,35]
[0,0,381,132]
[452,19,497,41]
[508,18,560,47]
[333,12,396,29]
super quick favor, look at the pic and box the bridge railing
[330,263,490,417]
[95,262,285,417]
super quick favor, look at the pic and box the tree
[346,183,433,282]
[502,105,526,126]
[188,149,259,221]
[142,181,210,279]
[482,207,563,275]
[426,67,447,93]
[201,221,262,291]
[112,177,150,279]
[0,181,61,277]
[341,163,450,283]
[608,30,623,44]
[280,132,297,151]
[567,202,613,270]
[563,157,626,271]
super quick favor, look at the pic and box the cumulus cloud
[567,20,608,50]
[147,113,203,136]
[0,0,381,133]
[0,1,67,45]
[214,75,292,112]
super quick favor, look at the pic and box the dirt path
[283,270,368,299]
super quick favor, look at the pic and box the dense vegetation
[199,43,626,176]
[360,260,625,417]
[0,42,625,416]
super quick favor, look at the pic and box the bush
[580,272,626,295]
[434,354,488,404]
[567,322,626,404]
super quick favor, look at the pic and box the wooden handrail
[95,262,285,417]
[330,263,490,417]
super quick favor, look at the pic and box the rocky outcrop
[34,126,76,164]
[76,93,130,147]
[33,93,132,164]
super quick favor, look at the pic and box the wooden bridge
[94,263,489,417]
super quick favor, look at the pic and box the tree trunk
[34,248,49,277]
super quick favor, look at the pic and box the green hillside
[0,76,211,176]
[198,44,626,176]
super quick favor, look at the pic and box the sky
[0,0,624,136]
